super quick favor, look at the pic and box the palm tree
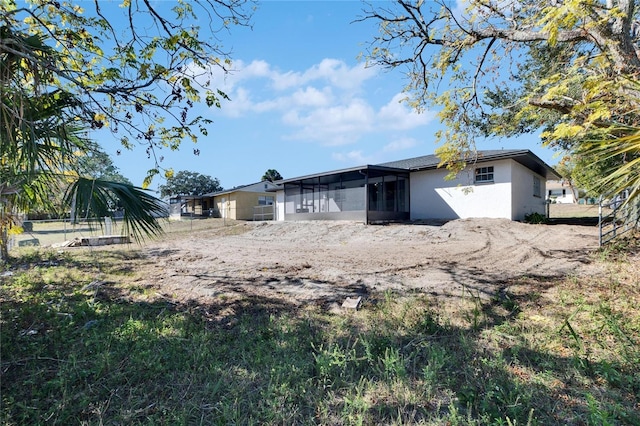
[577,127,640,205]
[0,24,166,262]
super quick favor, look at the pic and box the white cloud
[221,87,252,117]
[185,59,278,98]
[290,86,333,108]
[222,59,276,89]
[197,58,434,147]
[306,59,376,91]
[331,150,373,164]
[239,59,273,78]
[271,59,375,91]
[377,93,435,130]
[282,99,375,146]
[383,137,418,152]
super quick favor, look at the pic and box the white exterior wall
[510,161,547,220]
[546,181,578,204]
[411,160,513,220]
[550,192,576,204]
[275,189,285,221]
[410,160,514,220]
[410,159,547,221]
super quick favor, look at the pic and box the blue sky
[101,1,559,191]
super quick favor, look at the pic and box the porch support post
[363,170,369,225]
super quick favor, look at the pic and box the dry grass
[1,229,638,424]
[548,203,604,218]
[12,217,250,248]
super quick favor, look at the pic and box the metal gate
[599,190,640,246]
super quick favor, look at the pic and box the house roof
[202,181,278,197]
[273,149,559,188]
[273,164,409,186]
[378,149,560,179]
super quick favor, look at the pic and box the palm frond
[579,127,640,204]
[65,177,167,242]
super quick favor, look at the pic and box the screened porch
[282,166,409,223]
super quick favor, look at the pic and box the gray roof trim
[273,164,409,185]
[201,181,276,197]
[379,149,560,179]
[242,149,559,195]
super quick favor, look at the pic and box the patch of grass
[597,231,640,262]
[1,249,639,425]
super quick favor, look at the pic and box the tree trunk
[0,224,9,263]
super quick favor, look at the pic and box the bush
[524,212,547,224]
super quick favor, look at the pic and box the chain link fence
[9,218,125,250]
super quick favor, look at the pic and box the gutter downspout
[408,173,411,221]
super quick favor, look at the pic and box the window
[533,176,541,198]
[258,196,274,205]
[475,166,494,183]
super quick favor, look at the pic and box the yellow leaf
[8,226,24,236]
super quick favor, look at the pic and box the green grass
[1,246,639,425]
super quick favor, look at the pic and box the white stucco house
[269,149,560,223]
[546,180,579,203]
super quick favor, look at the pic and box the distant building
[172,181,278,220]
[546,180,578,204]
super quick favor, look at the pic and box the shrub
[524,212,547,224]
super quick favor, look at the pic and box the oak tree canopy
[158,170,223,198]
[361,0,640,200]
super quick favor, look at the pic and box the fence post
[546,199,550,219]
[105,216,112,235]
[598,195,604,247]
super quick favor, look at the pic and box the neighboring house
[546,180,578,203]
[270,149,559,223]
[173,181,278,220]
[169,196,201,219]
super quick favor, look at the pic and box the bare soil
[119,218,602,309]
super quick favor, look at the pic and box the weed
[379,346,406,381]
[523,212,548,224]
[341,377,369,426]
[422,346,447,384]
[2,247,639,425]
[462,289,486,330]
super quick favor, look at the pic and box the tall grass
[1,246,639,425]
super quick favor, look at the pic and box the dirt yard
[115,218,602,309]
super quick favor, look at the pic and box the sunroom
[278,165,410,223]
